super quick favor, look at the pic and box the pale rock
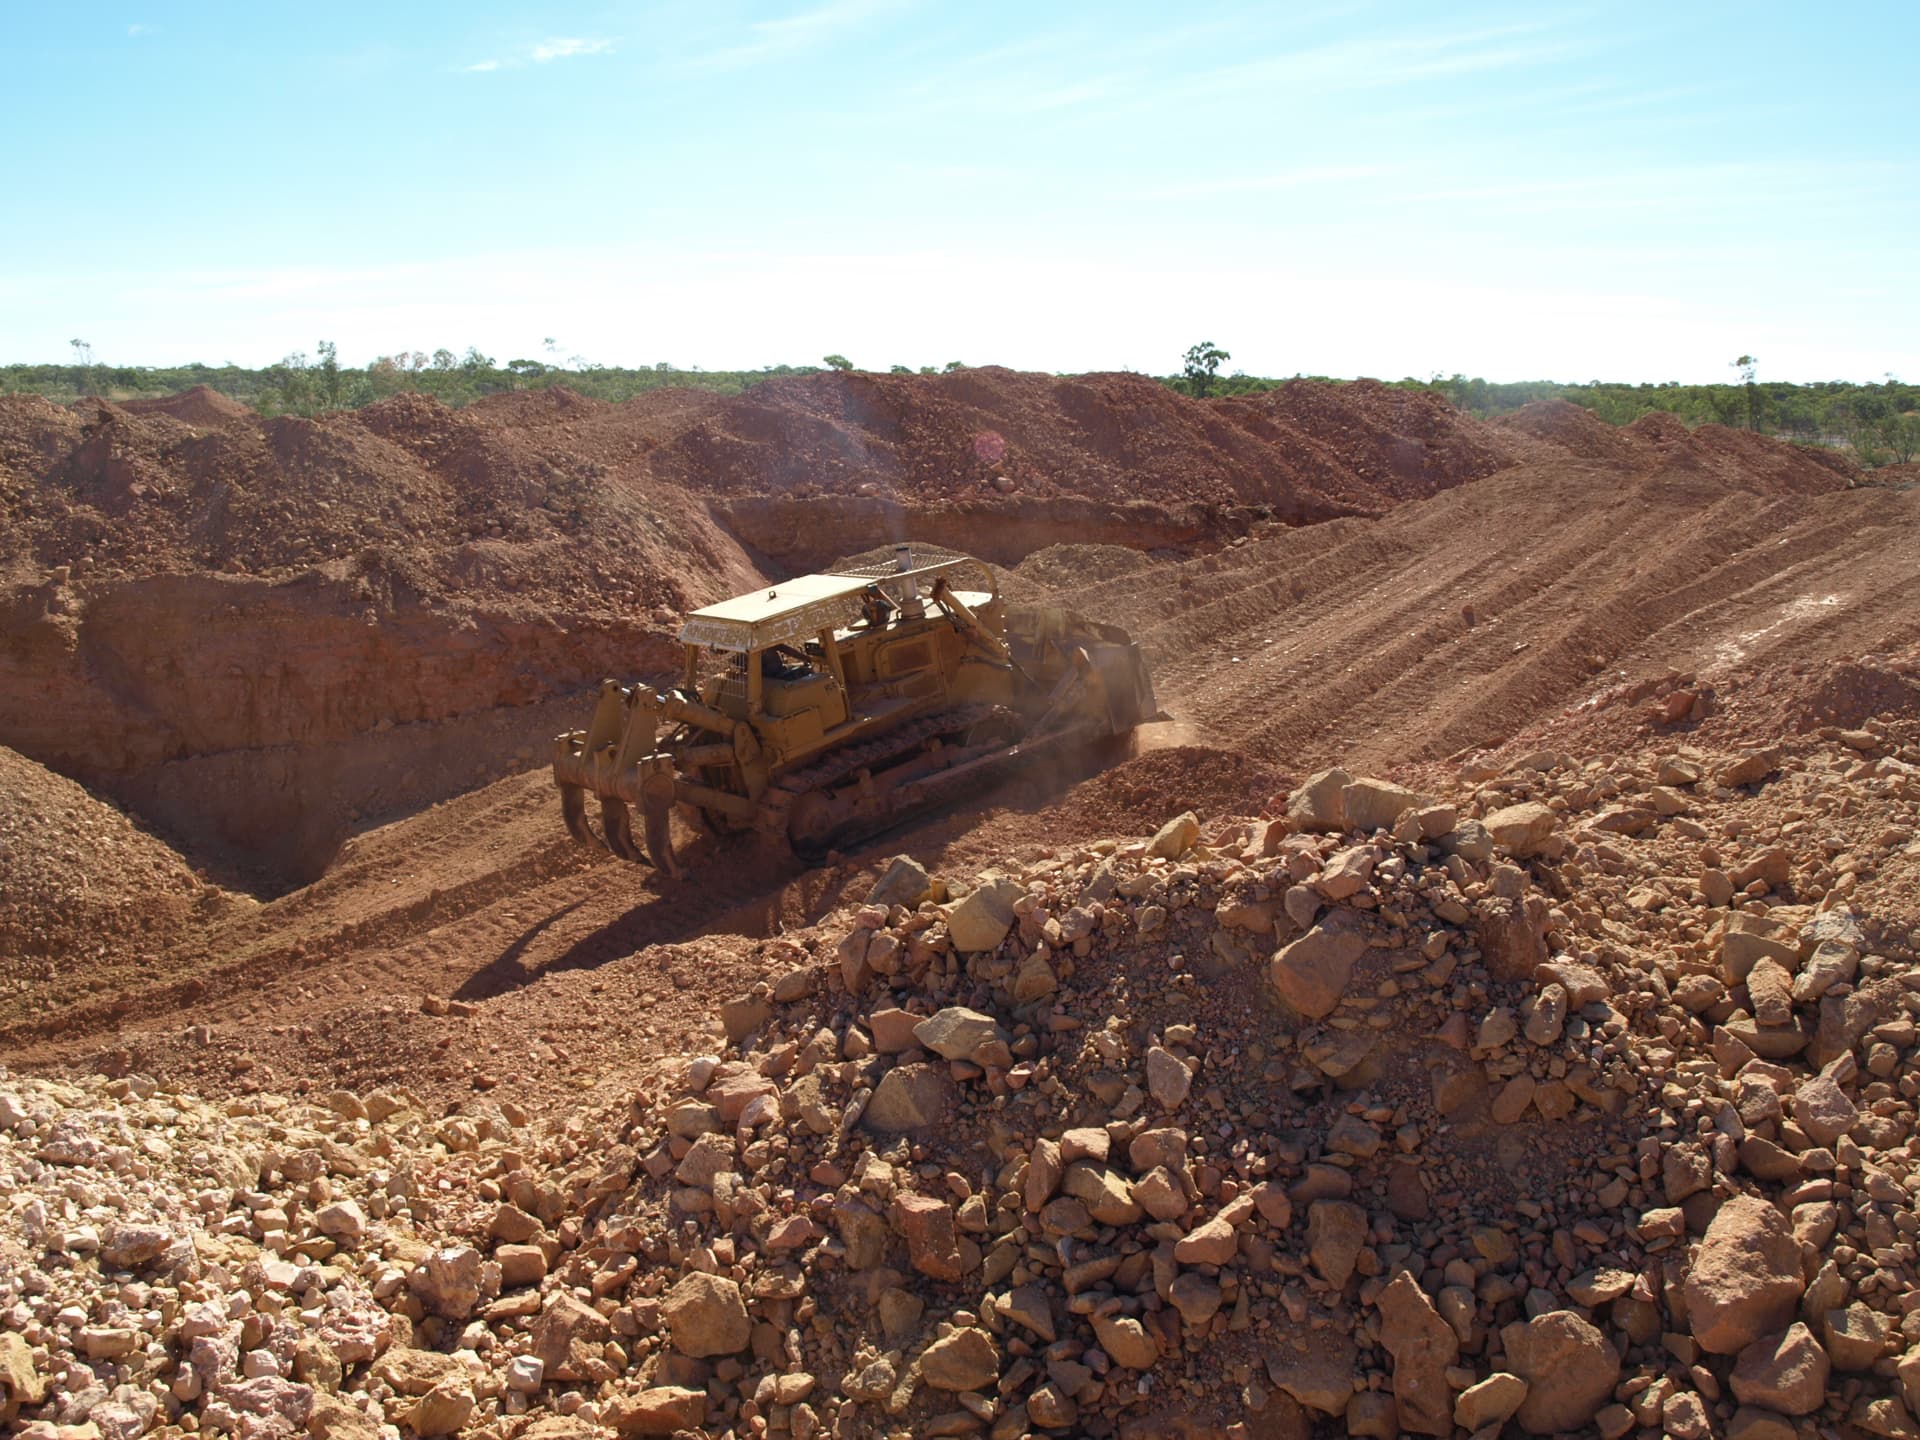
[1377,1271,1458,1435]
[1061,1163,1141,1225]
[1011,952,1058,1004]
[409,1375,474,1436]
[1794,940,1858,1003]
[1286,768,1351,832]
[1342,778,1432,834]
[1685,1195,1807,1354]
[864,1063,956,1133]
[1093,1314,1159,1370]
[1454,1373,1528,1431]
[604,1387,708,1436]
[1730,1324,1830,1415]
[530,1294,611,1380]
[1793,1073,1858,1149]
[411,1247,482,1319]
[1500,1310,1620,1435]
[1147,811,1200,859]
[1132,1166,1189,1222]
[1728,1407,1799,1440]
[1144,1046,1192,1109]
[662,1272,750,1357]
[945,875,1023,952]
[913,1008,1007,1062]
[1482,802,1557,857]
[1719,747,1782,787]
[373,1349,468,1397]
[1270,911,1368,1019]
[997,1286,1056,1343]
[1306,1200,1367,1288]
[1825,1302,1892,1371]
[99,1222,172,1270]
[867,855,933,909]
[1266,1333,1359,1415]
[1024,1138,1062,1211]
[918,1328,999,1391]
[1167,1272,1223,1326]
[1314,846,1375,900]
[1172,1216,1238,1266]
[313,1201,367,1244]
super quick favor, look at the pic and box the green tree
[822,354,853,372]
[1872,411,1920,464]
[1732,354,1762,431]
[1182,341,1231,398]
[316,340,344,410]
[69,338,96,396]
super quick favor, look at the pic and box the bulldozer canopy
[678,548,996,654]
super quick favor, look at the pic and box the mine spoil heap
[4,714,1919,1440]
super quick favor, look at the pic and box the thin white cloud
[127,23,153,37]
[1147,164,1396,200]
[687,0,902,70]
[532,37,615,62]
[461,36,615,73]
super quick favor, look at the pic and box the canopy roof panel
[679,546,996,653]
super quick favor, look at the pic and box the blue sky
[3,2,1915,382]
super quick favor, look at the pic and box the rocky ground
[3,373,1918,1438]
[6,713,1919,1440]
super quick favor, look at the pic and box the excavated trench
[0,504,1220,894]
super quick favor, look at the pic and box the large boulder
[1270,911,1368,1019]
[1730,1325,1830,1416]
[1306,1200,1367,1289]
[1685,1196,1805,1355]
[864,1063,957,1133]
[920,1328,1000,1391]
[1147,811,1200,859]
[604,1387,709,1436]
[1342,778,1431,834]
[662,1273,750,1357]
[1286,768,1351,832]
[1482,802,1558,857]
[913,1007,1007,1062]
[0,1332,47,1422]
[945,876,1023,952]
[1500,1311,1620,1435]
[867,855,934,909]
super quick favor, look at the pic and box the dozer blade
[559,782,598,847]
[600,796,649,865]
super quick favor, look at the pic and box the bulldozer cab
[678,546,1003,730]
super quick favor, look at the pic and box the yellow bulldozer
[552,543,1160,875]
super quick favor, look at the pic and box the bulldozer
[552,543,1160,876]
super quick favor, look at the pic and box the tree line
[0,341,824,415]
[1161,342,1919,466]
[5,341,1916,466]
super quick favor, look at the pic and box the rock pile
[5,717,1919,1439]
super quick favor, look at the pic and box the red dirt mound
[118,383,252,428]
[0,744,210,969]
[1500,399,1852,493]
[638,368,1549,522]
